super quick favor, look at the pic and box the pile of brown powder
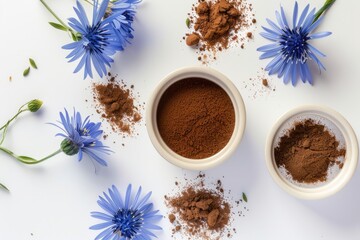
[274,119,346,183]
[165,173,246,239]
[167,187,230,234]
[156,78,235,159]
[93,75,141,135]
[185,0,256,62]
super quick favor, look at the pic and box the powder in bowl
[274,119,346,184]
[156,78,235,159]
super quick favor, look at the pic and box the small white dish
[146,66,246,170]
[265,105,358,200]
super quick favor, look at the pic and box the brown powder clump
[186,33,201,46]
[190,0,240,48]
[157,78,235,159]
[93,76,141,134]
[167,187,230,236]
[186,0,256,63]
[274,119,346,183]
[166,173,247,239]
[262,78,268,87]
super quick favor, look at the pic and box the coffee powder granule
[274,119,346,183]
[157,78,235,159]
[93,75,141,135]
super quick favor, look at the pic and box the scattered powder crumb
[262,79,268,87]
[243,68,275,99]
[8,76,12,82]
[92,73,143,136]
[169,214,176,223]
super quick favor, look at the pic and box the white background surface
[1,0,360,239]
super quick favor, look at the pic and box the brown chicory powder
[167,187,230,232]
[156,78,235,159]
[274,119,346,183]
[93,75,141,135]
[165,173,244,239]
[185,0,256,62]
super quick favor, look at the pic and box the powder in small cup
[274,119,346,183]
[156,78,235,159]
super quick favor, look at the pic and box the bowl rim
[146,66,246,170]
[265,105,359,200]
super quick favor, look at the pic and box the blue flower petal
[297,4,310,27]
[309,31,332,39]
[280,6,290,28]
[308,44,326,57]
[293,1,298,29]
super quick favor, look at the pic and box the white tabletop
[0,0,359,239]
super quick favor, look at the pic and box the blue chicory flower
[107,0,141,51]
[257,2,332,85]
[51,108,112,167]
[90,184,162,240]
[63,0,121,79]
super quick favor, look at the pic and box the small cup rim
[265,105,359,200]
[146,66,246,170]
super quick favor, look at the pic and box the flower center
[280,27,310,64]
[113,208,143,238]
[82,128,90,136]
[83,23,108,53]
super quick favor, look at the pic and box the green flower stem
[40,0,70,30]
[0,109,28,145]
[0,109,27,132]
[313,0,336,23]
[0,146,62,165]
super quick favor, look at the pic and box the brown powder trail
[93,76,141,135]
[274,119,346,183]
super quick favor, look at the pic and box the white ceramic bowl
[265,105,358,200]
[146,66,246,170]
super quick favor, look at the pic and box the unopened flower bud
[28,99,43,112]
[61,138,79,156]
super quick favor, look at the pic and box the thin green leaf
[23,67,30,77]
[0,183,9,191]
[48,22,68,31]
[242,192,248,202]
[17,155,38,164]
[29,58,37,69]
[186,18,190,28]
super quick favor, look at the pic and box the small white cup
[146,66,246,170]
[265,105,359,200]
